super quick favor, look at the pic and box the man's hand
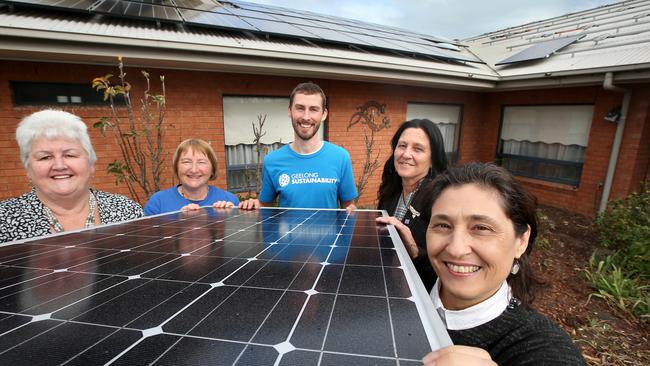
[238,198,260,210]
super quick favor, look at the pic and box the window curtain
[501,105,594,162]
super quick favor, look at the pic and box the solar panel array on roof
[0,208,451,365]
[495,35,583,65]
[0,0,483,63]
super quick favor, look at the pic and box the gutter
[599,72,632,214]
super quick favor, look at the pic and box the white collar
[430,279,511,330]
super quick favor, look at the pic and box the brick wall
[1,60,648,216]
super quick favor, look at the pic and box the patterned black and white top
[0,189,143,243]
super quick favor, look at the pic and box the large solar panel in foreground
[0,208,450,365]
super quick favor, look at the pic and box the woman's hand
[238,198,260,210]
[180,203,201,212]
[375,216,419,258]
[423,345,496,366]
[212,200,234,209]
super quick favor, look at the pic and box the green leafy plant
[586,183,650,322]
[585,254,649,321]
[596,181,649,277]
[92,57,168,204]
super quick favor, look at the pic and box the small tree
[251,114,267,194]
[92,57,167,204]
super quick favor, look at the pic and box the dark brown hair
[289,82,327,109]
[428,162,543,305]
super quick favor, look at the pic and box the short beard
[292,120,320,141]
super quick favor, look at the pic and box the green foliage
[596,182,650,277]
[106,160,132,186]
[585,254,649,321]
[586,182,650,322]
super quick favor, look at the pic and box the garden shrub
[588,181,650,321]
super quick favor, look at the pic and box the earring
[511,259,520,275]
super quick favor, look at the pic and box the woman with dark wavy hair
[376,119,448,291]
[422,163,585,366]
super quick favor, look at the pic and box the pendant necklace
[43,191,97,233]
[179,185,208,202]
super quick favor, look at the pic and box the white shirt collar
[430,279,511,330]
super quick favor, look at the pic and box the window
[11,81,109,106]
[406,103,462,162]
[497,105,593,186]
[223,96,324,193]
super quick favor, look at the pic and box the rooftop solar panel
[0,208,450,365]
[4,0,95,11]
[173,0,224,12]
[1,0,481,64]
[180,8,257,31]
[293,24,373,46]
[495,35,583,65]
[242,16,319,39]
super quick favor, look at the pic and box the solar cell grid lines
[0,208,450,365]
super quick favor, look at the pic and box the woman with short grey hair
[0,109,143,243]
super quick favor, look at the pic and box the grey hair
[16,109,97,168]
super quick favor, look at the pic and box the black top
[0,189,143,243]
[449,301,586,366]
[378,178,437,291]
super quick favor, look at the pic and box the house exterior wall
[480,85,650,215]
[1,60,647,216]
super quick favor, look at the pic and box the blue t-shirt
[259,142,357,208]
[144,185,239,215]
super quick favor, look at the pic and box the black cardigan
[378,179,437,291]
[449,302,586,365]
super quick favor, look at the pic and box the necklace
[43,191,97,233]
[179,185,208,202]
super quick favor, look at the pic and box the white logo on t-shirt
[279,173,290,187]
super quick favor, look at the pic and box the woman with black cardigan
[376,119,448,291]
[422,163,585,365]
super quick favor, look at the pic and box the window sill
[514,176,578,193]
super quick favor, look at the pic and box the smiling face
[289,92,327,142]
[26,137,94,201]
[177,148,212,191]
[426,183,530,310]
[394,127,432,185]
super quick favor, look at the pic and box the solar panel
[2,0,480,63]
[495,35,583,65]
[180,8,257,31]
[174,0,226,12]
[293,24,373,46]
[241,16,318,39]
[0,208,450,365]
[4,0,95,11]
[91,0,183,22]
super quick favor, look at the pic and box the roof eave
[493,64,650,90]
[0,28,499,90]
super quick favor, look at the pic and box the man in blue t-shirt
[239,82,357,210]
